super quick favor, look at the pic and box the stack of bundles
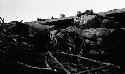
[58,27,114,49]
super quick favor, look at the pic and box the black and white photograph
[0,0,125,74]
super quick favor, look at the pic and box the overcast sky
[0,0,125,22]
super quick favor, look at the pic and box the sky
[0,0,125,22]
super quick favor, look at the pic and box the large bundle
[0,21,51,64]
[74,14,100,29]
[98,8,125,28]
[81,28,112,38]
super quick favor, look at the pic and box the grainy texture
[0,8,125,74]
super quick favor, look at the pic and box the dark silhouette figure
[108,26,125,71]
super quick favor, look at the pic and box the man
[27,22,50,53]
[109,22,125,71]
